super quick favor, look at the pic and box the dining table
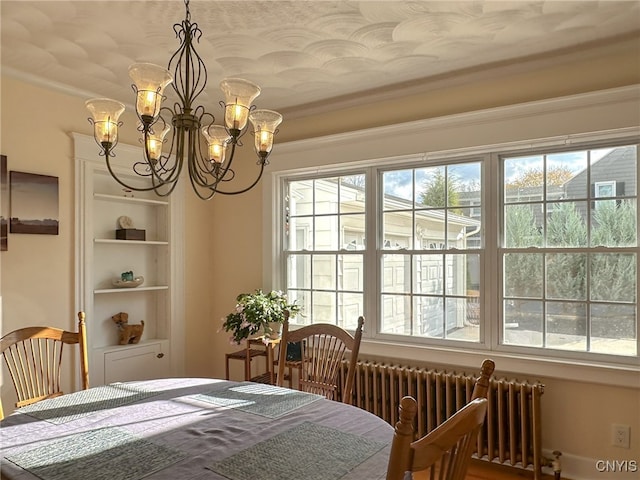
[0,377,394,480]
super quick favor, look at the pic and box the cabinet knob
[157,353,165,359]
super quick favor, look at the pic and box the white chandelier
[85,0,282,200]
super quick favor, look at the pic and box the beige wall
[1,33,639,478]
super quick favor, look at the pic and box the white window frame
[261,86,640,387]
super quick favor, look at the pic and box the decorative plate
[118,215,134,229]
[112,276,144,288]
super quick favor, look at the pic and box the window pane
[415,210,443,249]
[504,253,543,298]
[414,254,442,295]
[445,254,476,296]
[449,207,481,249]
[339,254,363,291]
[313,291,336,323]
[590,253,636,302]
[340,175,365,213]
[383,170,413,210]
[287,254,311,289]
[591,303,637,356]
[315,178,338,215]
[504,155,544,203]
[546,253,586,300]
[341,214,365,250]
[450,162,481,196]
[547,151,587,199]
[312,254,336,290]
[546,202,587,247]
[590,146,637,199]
[416,296,444,338]
[382,254,409,294]
[289,180,313,216]
[289,290,311,325]
[381,294,410,334]
[383,212,413,250]
[504,204,543,248]
[445,297,479,342]
[546,301,587,351]
[288,216,312,250]
[590,199,636,247]
[339,292,363,329]
[416,166,445,207]
[314,215,338,250]
[503,300,543,347]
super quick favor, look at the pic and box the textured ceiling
[2,0,639,117]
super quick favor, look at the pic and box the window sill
[359,339,640,389]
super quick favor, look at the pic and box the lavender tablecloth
[0,377,393,480]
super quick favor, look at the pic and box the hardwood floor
[412,459,558,480]
[467,460,558,480]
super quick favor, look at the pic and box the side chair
[385,358,495,480]
[276,315,364,404]
[386,397,489,480]
[0,311,89,419]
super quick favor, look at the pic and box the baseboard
[542,450,639,480]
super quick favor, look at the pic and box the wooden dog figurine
[112,312,145,345]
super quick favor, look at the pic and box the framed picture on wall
[1,155,7,250]
[9,171,59,235]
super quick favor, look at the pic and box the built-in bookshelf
[73,133,185,385]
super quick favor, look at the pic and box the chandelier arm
[187,128,217,200]
[103,148,169,193]
[208,162,266,196]
[187,127,211,188]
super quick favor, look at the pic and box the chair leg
[225,355,231,380]
[244,348,251,381]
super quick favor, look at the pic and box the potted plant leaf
[221,289,301,344]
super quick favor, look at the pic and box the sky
[384,147,617,199]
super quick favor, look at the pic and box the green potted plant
[221,289,301,345]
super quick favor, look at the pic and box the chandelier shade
[249,109,283,157]
[85,0,282,200]
[202,125,232,164]
[85,98,126,147]
[129,63,173,122]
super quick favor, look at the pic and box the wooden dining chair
[386,396,489,480]
[385,358,495,480]
[276,315,364,404]
[0,311,89,419]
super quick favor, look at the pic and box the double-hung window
[285,175,366,331]
[501,145,637,357]
[380,161,482,343]
[281,141,638,362]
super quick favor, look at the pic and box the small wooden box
[116,229,146,241]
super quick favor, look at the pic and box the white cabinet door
[104,342,169,384]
